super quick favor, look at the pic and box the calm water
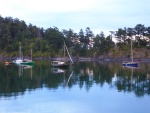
[0,61,150,113]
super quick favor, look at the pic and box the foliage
[0,16,150,58]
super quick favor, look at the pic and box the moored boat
[21,59,34,65]
[15,47,34,65]
[122,37,140,67]
[13,46,23,64]
[5,61,15,65]
[51,61,69,68]
[51,42,73,68]
[122,61,139,67]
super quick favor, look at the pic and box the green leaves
[0,15,149,58]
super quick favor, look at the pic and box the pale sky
[0,0,150,36]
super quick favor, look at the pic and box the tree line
[0,16,149,58]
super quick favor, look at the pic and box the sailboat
[13,46,34,65]
[51,42,74,68]
[13,46,23,64]
[122,38,139,67]
[20,49,34,65]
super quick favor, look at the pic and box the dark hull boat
[122,37,140,68]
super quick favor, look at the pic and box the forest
[0,16,150,58]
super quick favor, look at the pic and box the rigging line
[66,71,74,86]
[64,43,74,64]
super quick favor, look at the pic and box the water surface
[0,61,150,113]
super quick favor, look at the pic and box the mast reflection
[0,61,150,98]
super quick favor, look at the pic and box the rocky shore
[1,55,150,62]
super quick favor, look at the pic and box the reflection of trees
[0,61,49,98]
[0,61,150,98]
[73,62,111,90]
[112,66,150,97]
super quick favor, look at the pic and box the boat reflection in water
[112,64,150,95]
[1,61,150,113]
[51,68,65,74]
[1,61,150,98]
[51,67,74,88]
[17,64,34,79]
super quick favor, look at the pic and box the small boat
[13,46,34,65]
[122,37,139,67]
[21,59,34,65]
[122,61,139,67]
[51,61,69,68]
[13,46,23,64]
[22,49,34,65]
[5,61,14,65]
[51,42,74,68]
[13,59,23,64]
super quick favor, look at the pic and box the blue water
[0,61,150,113]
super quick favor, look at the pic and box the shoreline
[1,56,150,62]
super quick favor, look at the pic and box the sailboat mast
[31,49,32,60]
[64,42,66,62]
[131,38,133,62]
[19,46,21,59]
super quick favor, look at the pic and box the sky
[0,0,150,36]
